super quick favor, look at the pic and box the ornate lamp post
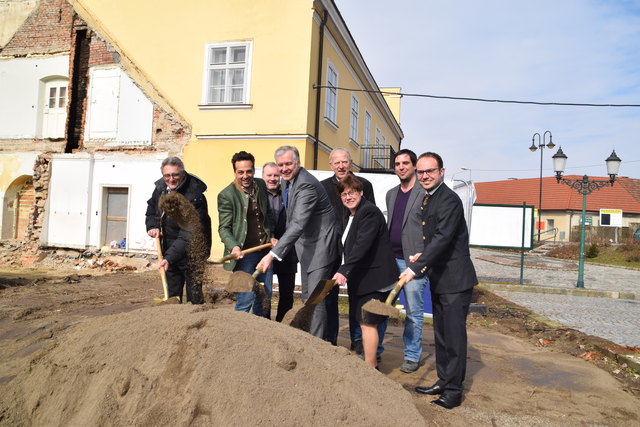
[529,131,555,242]
[552,147,622,288]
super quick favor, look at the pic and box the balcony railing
[358,144,396,172]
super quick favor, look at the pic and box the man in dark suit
[401,152,478,410]
[258,146,340,341]
[262,162,298,322]
[320,147,379,349]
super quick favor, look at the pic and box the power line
[314,85,640,108]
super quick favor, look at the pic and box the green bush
[586,243,599,258]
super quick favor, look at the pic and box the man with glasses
[386,149,429,373]
[404,152,478,409]
[145,156,212,303]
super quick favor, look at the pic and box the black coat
[407,183,477,294]
[337,199,397,296]
[320,172,375,235]
[145,173,212,266]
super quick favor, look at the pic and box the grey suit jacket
[272,167,339,273]
[386,181,427,264]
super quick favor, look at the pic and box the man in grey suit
[258,145,340,341]
[386,149,430,373]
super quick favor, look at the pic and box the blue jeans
[396,258,429,362]
[234,251,273,318]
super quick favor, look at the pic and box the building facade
[0,0,402,257]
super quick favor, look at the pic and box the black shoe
[350,340,364,354]
[431,392,462,409]
[415,384,444,395]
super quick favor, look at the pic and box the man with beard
[218,151,274,317]
[386,149,430,373]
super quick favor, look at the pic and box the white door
[42,79,68,138]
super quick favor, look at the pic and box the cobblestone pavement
[471,248,640,347]
[493,291,640,347]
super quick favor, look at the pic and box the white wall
[42,153,168,250]
[0,55,69,138]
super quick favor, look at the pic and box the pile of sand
[0,305,425,425]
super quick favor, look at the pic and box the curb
[478,283,637,301]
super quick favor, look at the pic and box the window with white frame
[363,110,372,167]
[350,95,359,142]
[203,42,251,105]
[325,62,338,124]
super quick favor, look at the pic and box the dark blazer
[407,183,477,294]
[269,190,297,265]
[337,199,397,296]
[145,173,212,266]
[272,167,339,273]
[321,173,375,234]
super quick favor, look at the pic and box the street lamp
[552,147,622,288]
[529,131,555,242]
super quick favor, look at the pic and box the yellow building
[70,0,403,255]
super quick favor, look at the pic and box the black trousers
[274,261,297,322]
[165,264,202,304]
[431,287,473,394]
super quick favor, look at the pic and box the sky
[334,0,640,182]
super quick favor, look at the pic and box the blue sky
[335,0,640,182]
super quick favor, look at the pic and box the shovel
[208,243,273,264]
[153,236,181,304]
[226,265,270,313]
[361,276,409,318]
[281,279,337,330]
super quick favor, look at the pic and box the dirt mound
[0,305,424,426]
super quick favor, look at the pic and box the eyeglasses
[415,168,441,176]
[340,190,359,199]
[163,173,182,179]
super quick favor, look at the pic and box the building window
[41,78,68,138]
[350,95,359,143]
[363,110,372,168]
[325,62,338,124]
[102,187,129,248]
[203,42,251,105]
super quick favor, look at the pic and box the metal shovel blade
[361,299,401,318]
[226,271,256,292]
[281,279,337,330]
[306,279,337,305]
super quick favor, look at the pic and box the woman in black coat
[332,174,398,368]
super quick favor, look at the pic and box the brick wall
[0,0,74,56]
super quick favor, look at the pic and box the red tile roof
[475,176,640,214]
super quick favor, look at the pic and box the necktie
[283,182,290,210]
[422,192,430,206]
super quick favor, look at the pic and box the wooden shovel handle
[252,265,264,279]
[210,242,273,264]
[155,236,169,300]
[384,276,408,306]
